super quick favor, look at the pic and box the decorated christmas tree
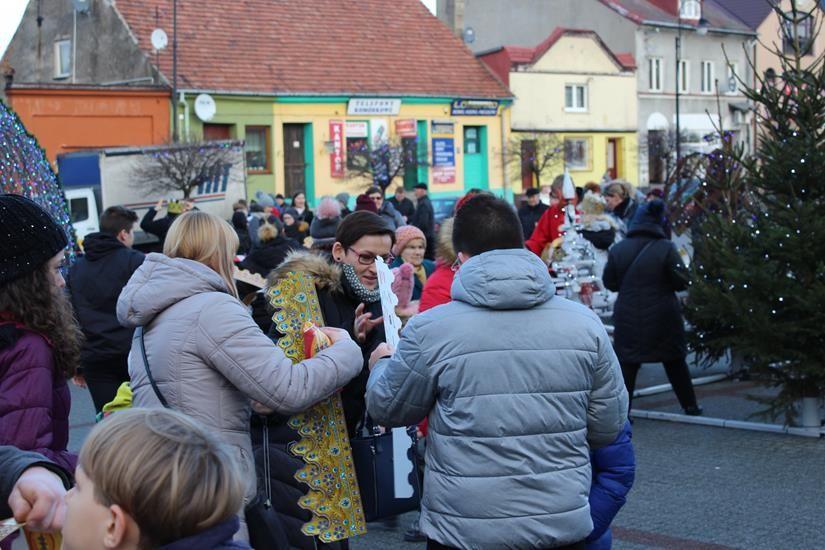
[0,99,76,261]
[685,3,825,424]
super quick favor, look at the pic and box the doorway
[463,125,488,190]
[607,138,618,180]
[283,124,306,198]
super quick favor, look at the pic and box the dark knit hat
[0,194,68,285]
[355,194,378,213]
[629,198,667,234]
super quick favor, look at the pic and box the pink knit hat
[392,225,426,257]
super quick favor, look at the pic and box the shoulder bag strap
[618,240,660,293]
[136,326,170,409]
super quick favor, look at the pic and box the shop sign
[432,137,456,184]
[329,120,344,178]
[347,98,402,116]
[345,121,369,138]
[431,119,455,136]
[451,99,500,116]
[395,119,417,138]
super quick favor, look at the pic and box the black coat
[603,224,689,363]
[139,208,178,249]
[389,196,415,221]
[255,256,385,549]
[67,233,145,365]
[412,195,435,237]
[518,202,549,239]
[240,237,302,277]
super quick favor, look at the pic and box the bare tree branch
[132,140,238,199]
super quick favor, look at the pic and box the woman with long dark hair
[0,195,82,476]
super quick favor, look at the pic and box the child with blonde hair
[62,408,250,549]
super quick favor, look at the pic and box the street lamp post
[675,18,683,174]
[674,13,709,179]
[172,0,178,142]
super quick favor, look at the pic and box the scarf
[342,263,381,303]
[412,264,428,287]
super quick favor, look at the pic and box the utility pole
[172,0,178,142]
[675,19,682,177]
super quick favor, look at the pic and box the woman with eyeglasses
[257,211,396,548]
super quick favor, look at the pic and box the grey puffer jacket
[117,254,363,502]
[366,249,628,550]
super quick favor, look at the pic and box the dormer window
[680,0,701,19]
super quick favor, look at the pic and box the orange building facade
[6,85,170,163]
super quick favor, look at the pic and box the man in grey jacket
[366,195,628,550]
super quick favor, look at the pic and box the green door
[463,125,488,190]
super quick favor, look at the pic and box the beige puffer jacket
[117,253,363,501]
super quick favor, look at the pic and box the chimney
[442,0,465,38]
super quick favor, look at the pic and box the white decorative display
[392,427,415,498]
[375,257,402,349]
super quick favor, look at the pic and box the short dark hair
[453,195,524,256]
[525,188,540,197]
[335,211,395,250]
[366,186,382,196]
[99,206,138,236]
[414,183,428,191]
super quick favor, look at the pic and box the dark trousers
[621,358,698,411]
[427,539,585,550]
[83,356,130,413]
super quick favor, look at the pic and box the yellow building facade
[481,29,639,190]
[269,98,511,204]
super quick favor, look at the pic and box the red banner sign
[330,120,344,178]
[395,118,417,138]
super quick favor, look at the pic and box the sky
[0,0,437,59]
[0,0,27,59]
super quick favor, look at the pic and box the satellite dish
[194,94,217,122]
[463,27,476,44]
[72,0,91,13]
[151,29,168,51]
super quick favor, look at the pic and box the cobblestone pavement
[68,380,825,550]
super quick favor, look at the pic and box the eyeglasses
[451,256,463,272]
[369,195,383,202]
[348,247,394,266]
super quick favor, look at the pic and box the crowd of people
[0,175,699,549]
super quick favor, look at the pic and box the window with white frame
[564,84,587,112]
[564,137,590,170]
[54,40,71,79]
[726,63,739,94]
[678,60,689,93]
[648,57,664,92]
[700,61,714,93]
[680,0,701,19]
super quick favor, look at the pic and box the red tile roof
[598,0,755,33]
[113,0,511,98]
[482,28,636,72]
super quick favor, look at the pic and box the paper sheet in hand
[375,257,402,348]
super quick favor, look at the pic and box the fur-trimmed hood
[266,250,342,293]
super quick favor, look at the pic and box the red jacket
[419,261,455,313]
[525,203,565,256]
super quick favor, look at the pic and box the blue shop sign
[450,99,500,116]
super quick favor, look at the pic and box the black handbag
[245,419,290,550]
[350,420,422,522]
[136,326,289,549]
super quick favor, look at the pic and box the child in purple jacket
[0,195,80,478]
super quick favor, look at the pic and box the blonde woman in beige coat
[116,211,363,535]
